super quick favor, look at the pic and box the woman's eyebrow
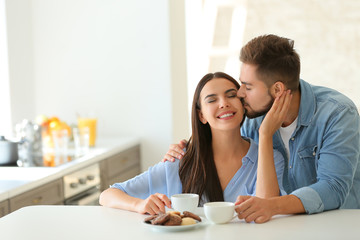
[225,89,237,94]
[204,94,216,100]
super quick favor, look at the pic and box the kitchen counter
[0,137,140,202]
[0,206,359,240]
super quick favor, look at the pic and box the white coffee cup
[171,193,199,213]
[204,202,237,224]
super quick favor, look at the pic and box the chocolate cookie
[164,214,182,226]
[151,213,171,225]
[144,215,157,224]
[183,211,201,222]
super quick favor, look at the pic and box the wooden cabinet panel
[107,165,141,187]
[10,179,64,212]
[0,200,9,218]
[106,145,140,178]
[100,145,141,190]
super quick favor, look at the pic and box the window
[185,0,247,113]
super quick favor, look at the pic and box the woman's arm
[256,90,292,198]
[99,188,171,215]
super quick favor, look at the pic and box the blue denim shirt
[241,79,360,214]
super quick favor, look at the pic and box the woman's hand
[161,139,187,162]
[134,193,172,215]
[259,90,292,137]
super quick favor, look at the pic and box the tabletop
[0,205,359,240]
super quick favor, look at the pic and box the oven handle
[65,186,101,205]
[78,191,101,206]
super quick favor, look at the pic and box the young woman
[99,72,289,215]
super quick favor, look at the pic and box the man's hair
[240,34,300,91]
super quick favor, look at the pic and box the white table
[0,206,359,240]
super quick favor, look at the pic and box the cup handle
[232,212,238,220]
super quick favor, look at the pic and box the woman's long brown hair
[179,72,241,204]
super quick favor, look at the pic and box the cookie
[144,215,157,224]
[181,217,197,225]
[168,211,181,216]
[183,211,201,222]
[164,214,182,226]
[151,213,171,225]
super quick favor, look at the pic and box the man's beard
[241,97,274,119]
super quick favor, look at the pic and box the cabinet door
[100,145,141,190]
[0,200,10,218]
[107,165,141,187]
[9,179,64,212]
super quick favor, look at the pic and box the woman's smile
[217,111,236,120]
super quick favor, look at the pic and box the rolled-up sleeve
[110,160,182,199]
[291,187,324,214]
[110,162,168,199]
[293,107,360,214]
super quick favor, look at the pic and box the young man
[163,34,360,223]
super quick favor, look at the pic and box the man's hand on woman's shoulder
[161,139,187,162]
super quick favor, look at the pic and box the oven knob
[70,182,78,188]
[78,178,87,184]
[87,175,95,181]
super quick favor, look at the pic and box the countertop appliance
[0,136,19,166]
[63,163,101,205]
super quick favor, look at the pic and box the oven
[63,163,101,206]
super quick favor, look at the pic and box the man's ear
[198,110,207,124]
[271,81,286,97]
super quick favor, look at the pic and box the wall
[6,0,35,129]
[185,0,360,111]
[0,0,12,137]
[243,0,360,109]
[5,0,189,170]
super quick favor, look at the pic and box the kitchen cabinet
[0,199,9,218]
[0,137,140,217]
[9,179,64,212]
[100,145,141,190]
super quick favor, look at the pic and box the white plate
[143,217,204,232]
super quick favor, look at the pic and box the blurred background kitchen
[1,0,359,170]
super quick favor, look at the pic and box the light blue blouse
[111,138,285,204]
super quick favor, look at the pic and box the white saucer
[143,217,204,232]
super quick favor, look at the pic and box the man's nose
[237,85,245,98]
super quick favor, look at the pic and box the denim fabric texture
[241,79,360,214]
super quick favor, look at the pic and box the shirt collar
[298,79,316,127]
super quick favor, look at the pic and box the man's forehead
[239,63,259,84]
[239,79,253,86]
[239,76,256,86]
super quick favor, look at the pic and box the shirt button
[291,138,295,141]
[289,166,292,169]
[313,152,316,156]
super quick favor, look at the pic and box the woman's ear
[270,81,286,97]
[198,110,207,124]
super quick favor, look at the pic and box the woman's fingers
[155,193,172,209]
